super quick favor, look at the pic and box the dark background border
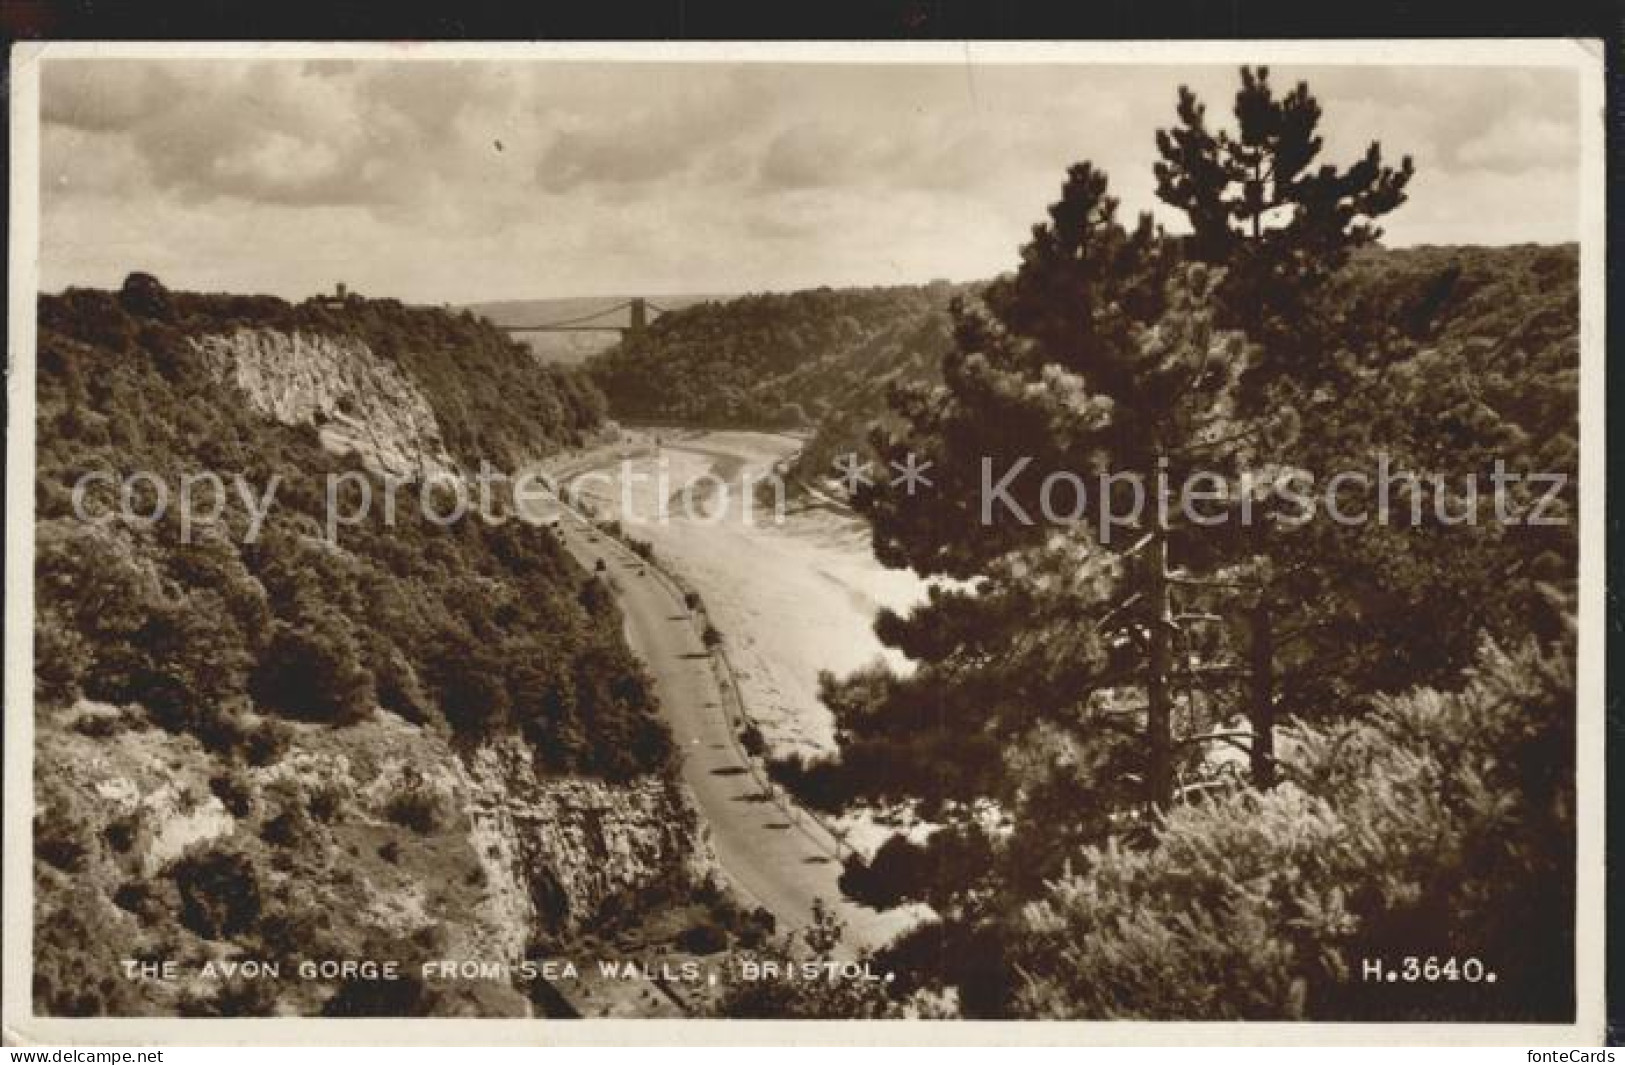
[1,0,1619,1044]
[0,1,1619,41]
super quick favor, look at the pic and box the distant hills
[577,246,1577,492]
[582,280,967,432]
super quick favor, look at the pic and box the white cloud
[38,59,1581,302]
[1455,115,1578,172]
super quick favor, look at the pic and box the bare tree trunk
[1248,597,1276,789]
[1146,526,1174,809]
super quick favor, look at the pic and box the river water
[564,429,932,761]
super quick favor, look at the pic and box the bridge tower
[628,297,648,337]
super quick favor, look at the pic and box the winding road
[537,451,922,954]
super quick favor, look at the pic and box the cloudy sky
[38,59,1581,303]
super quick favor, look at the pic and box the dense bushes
[838,827,995,912]
[252,612,375,724]
[675,921,729,955]
[172,846,263,939]
[384,774,449,835]
[31,267,684,1020]
[1015,630,1575,1022]
[33,883,145,1016]
[34,776,95,873]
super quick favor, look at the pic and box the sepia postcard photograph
[2,39,1607,1047]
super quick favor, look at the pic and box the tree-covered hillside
[798,242,1577,490]
[33,277,679,1016]
[36,281,668,772]
[50,279,610,472]
[584,283,963,432]
[582,245,1575,500]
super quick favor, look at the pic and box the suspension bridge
[500,297,669,340]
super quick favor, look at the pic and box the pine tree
[1153,66,1417,764]
[1155,65,1414,387]
[855,166,1259,809]
[770,167,1269,1015]
[773,68,1574,1020]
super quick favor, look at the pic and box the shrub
[697,879,777,948]
[385,780,447,835]
[252,612,375,725]
[838,828,993,911]
[35,610,89,705]
[737,720,766,758]
[71,702,131,738]
[119,272,176,323]
[124,595,254,734]
[675,922,729,955]
[424,630,511,737]
[254,887,339,966]
[307,782,346,824]
[34,778,93,873]
[765,752,846,814]
[239,716,294,767]
[208,768,256,817]
[172,847,263,939]
[577,576,613,615]
[34,885,145,1016]
[372,645,437,725]
[102,815,139,855]
[260,780,323,851]
[112,881,165,922]
[736,907,777,949]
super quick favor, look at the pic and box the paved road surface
[546,500,923,956]
[544,503,920,954]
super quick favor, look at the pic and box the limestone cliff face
[190,329,458,480]
[461,739,715,947]
[36,703,716,1015]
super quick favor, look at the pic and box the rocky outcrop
[191,328,458,480]
[35,704,717,1015]
[462,738,714,945]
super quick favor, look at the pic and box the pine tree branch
[1175,729,1255,750]
[1167,573,1259,591]
[1168,420,1271,456]
[1094,591,1146,631]
[1171,663,1249,679]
